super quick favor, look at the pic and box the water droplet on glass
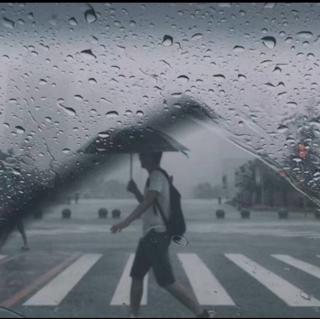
[62,148,71,154]
[88,78,97,84]
[98,132,110,138]
[16,126,25,134]
[106,111,119,118]
[162,35,173,46]
[59,104,77,117]
[262,36,276,49]
[80,49,96,59]
[277,124,288,133]
[213,74,226,82]
[191,33,203,40]
[296,31,313,39]
[136,110,144,116]
[85,7,97,24]
[177,75,190,83]
[68,17,78,26]
[39,79,47,85]
[233,45,245,53]
[238,74,247,81]
[74,94,83,101]
[2,17,15,29]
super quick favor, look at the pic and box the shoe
[197,309,216,318]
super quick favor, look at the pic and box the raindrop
[106,111,119,118]
[287,101,297,107]
[136,110,144,116]
[296,31,313,39]
[2,17,15,29]
[74,94,83,101]
[162,35,173,46]
[129,20,136,27]
[16,126,25,134]
[88,78,97,84]
[59,104,77,117]
[39,79,47,85]
[68,17,78,26]
[125,110,133,116]
[98,132,110,138]
[191,33,203,40]
[238,74,247,81]
[262,36,276,49]
[277,124,288,133]
[80,49,96,59]
[233,45,245,53]
[273,66,282,73]
[85,7,97,24]
[177,75,190,83]
[62,148,71,154]
[213,74,226,81]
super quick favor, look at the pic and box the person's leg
[130,238,151,317]
[164,281,202,316]
[130,278,144,317]
[16,220,29,250]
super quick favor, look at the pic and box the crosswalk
[1,252,320,310]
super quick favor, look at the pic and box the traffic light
[298,143,308,160]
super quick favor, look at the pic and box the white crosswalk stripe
[110,254,148,306]
[272,255,320,280]
[23,254,102,306]
[225,254,320,307]
[178,254,235,306]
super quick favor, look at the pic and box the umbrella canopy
[79,126,189,155]
[79,126,189,180]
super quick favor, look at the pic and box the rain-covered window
[0,3,320,318]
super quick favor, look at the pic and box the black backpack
[148,168,187,242]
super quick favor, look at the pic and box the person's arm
[127,180,144,203]
[111,190,158,233]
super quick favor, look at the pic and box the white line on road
[24,254,102,306]
[0,255,7,261]
[225,254,320,307]
[178,254,235,306]
[272,255,320,280]
[110,254,148,306]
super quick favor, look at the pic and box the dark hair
[139,152,163,165]
[152,152,163,165]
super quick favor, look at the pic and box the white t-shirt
[142,169,170,235]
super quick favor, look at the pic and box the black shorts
[130,229,175,287]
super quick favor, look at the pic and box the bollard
[112,209,121,219]
[278,208,288,219]
[98,208,108,219]
[62,208,72,219]
[240,209,250,219]
[216,209,225,219]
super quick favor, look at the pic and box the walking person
[111,152,214,318]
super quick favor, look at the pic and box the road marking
[1,253,81,308]
[272,255,320,280]
[178,254,235,306]
[111,254,148,306]
[24,254,101,306]
[0,255,7,262]
[225,254,320,307]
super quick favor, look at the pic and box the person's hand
[111,220,129,234]
[127,179,139,195]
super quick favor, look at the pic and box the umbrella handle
[130,153,133,180]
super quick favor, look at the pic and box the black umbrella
[79,126,189,179]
